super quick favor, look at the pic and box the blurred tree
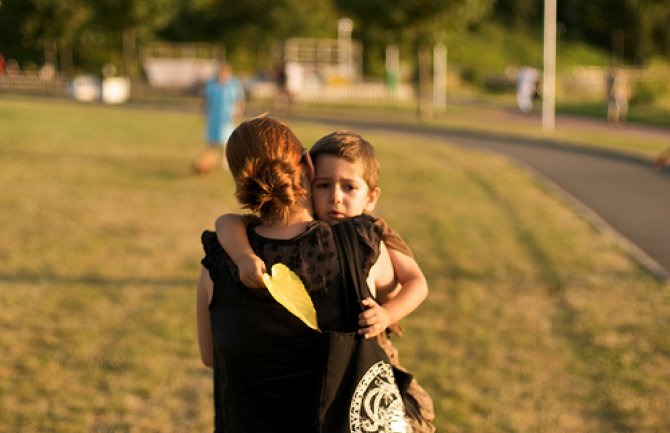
[192,0,340,71]
[0,0,91,74]
[0,1,41,65]
[493,0,541,30]
[558,0,670,63]
[88,0,180,79]
[156,0,220,42]
[335,0,494,119]
[626,0,670,62]
[1,0,668,81]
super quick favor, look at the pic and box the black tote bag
[319,220,412,433]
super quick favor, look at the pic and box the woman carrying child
[196,116,400,432]
[215,129,435,432]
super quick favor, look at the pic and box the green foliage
[88,0,179,34]
[448,22,541,84]
[336,0,494,44]
[163,0,341,72]
[445,21,612,88]
[21,0,92,42]
[211,0,339,53]
[0,1,41,63]
[493,0,542,29]
[558,0,670,63]
[630,79,669,105]
[555,39,612,67]
[2,0,670,77]
[0,0,92,65]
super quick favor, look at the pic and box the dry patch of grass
[1,97,668,432]
[370,130,670,433]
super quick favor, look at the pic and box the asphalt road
[292,111,670,280]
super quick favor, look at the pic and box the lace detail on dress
[201,216,383,295]
[248,222,340,295]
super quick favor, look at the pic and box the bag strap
[332,220,372,312]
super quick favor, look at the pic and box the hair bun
[235,158,305,221]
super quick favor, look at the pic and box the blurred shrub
[459,67,479,84]
[631,80,669,105]
[484,75,516,93]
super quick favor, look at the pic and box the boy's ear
[364,187,381,213]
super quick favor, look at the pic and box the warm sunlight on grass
[1,96,668,433]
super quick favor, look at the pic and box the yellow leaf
[263,263,320,332]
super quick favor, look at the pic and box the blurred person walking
[606,66,630,126]
[193,63,245,174]
[516,66,540,114]
[273,62,293,113]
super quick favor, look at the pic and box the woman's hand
[358,297,392,339]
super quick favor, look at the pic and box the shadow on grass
[0,271,194,289]
[552,297,638,433]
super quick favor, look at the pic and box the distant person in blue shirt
[194,63,245,174]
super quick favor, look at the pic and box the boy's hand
[358,297,392,339]
[237,255,266,288]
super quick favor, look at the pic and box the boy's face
[312,155,380,224]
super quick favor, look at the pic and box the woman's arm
[215,214,266,288]
[196,268,214,368]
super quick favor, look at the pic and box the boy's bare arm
[380,247,428,306]
[358,246,428,339]
[215,214,266,288]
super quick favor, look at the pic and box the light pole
[338,18,354,80]
[433,43,447,111]
[542,0,557,133]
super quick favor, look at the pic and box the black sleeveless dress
[201,215,382,433]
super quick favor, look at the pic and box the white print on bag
[349,361,408,433]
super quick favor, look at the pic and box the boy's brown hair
[309,130,380,189]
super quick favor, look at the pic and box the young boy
[215,130,435,432]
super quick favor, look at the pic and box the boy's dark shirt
[374,216,413,258]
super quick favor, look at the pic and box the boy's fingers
[360,297,376,308]
[358,325,381,339]
[358,314,378,327]
[358,309,377,321]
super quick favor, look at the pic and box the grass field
[1,96,669,433]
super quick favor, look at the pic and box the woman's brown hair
[226,116,308,223]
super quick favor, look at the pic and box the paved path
[291,111,670,280]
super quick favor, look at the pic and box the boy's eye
[343,184,357,191]
[314,182,330,189]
